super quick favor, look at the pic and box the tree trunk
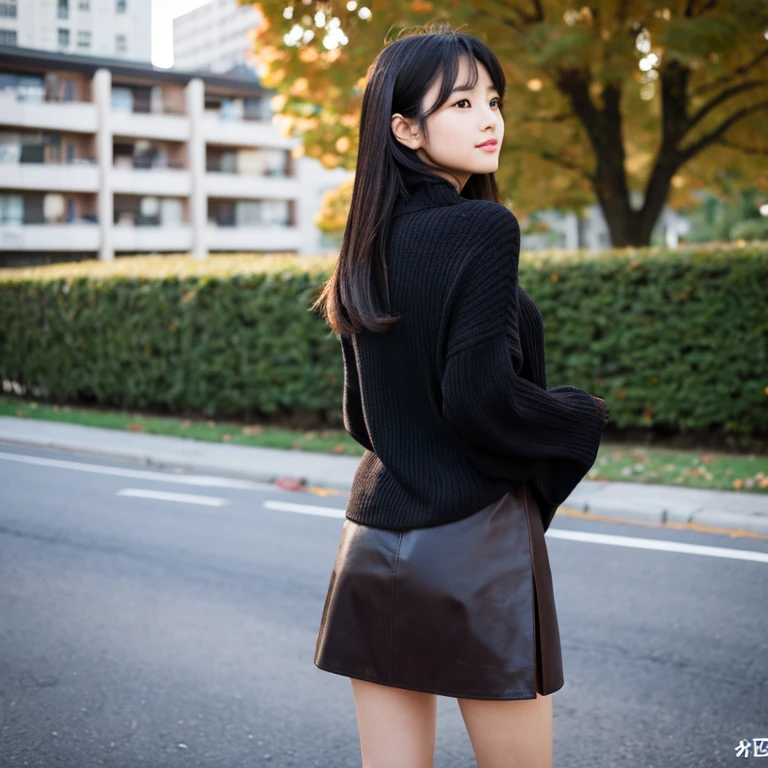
[595,155,679,248]
[556,66,686,248]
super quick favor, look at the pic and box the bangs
[422,39,506,121]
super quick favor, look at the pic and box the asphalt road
[0,443,766,768]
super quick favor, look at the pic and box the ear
[391,113,422,150]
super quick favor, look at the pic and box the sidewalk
[2,416,767,536]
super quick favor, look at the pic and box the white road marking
[266,502,768,563]
[546,529,768,564]
[3,450,766,563]
[0,451,275,490]
[116,489,231,507]
[263,500,346,519]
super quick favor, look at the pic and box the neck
[393,165,465,216]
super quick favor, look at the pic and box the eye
[454,97,502,109]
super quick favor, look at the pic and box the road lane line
[116,489,231,506]
[0,451,274,490]
[5,449,766,563]
[265,501,768,563]
[546,529,768,563]
[263,500,346,519]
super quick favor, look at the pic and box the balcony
[0,159,99,193]
[112,225,194,253]
[0,90,98,133]
[111,165,192,196]
[204,172,300,200]
[202,115,296,149]
[110,110,189,142]
[206,225,301,252]
[0,223,100,251]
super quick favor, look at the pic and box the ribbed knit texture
[340,166,605,532]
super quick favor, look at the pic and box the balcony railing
[205,166,288,177]
[114,158,186,170]
[210,218,291,228]
[0,217,99,226]
[0,86,89,105]
[111,101,187,116]
[113,214,188,227]
[0,155,98,166]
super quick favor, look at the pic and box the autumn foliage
[245,1,768,246]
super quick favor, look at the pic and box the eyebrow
[450,85,499,94]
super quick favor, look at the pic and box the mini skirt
[313,482,564,700]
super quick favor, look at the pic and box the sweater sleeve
[440,205,604,491]
[340,333,375,453]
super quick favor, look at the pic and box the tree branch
[684,80,768,135]
[519,113,575,123]
[554,67,601,150]
[503,143,594,180]
[679,99,768,160]
[659,60,692,149]
[524,0,544,23]
[684,0,718,16]
[479,0,544,29]
[505,4,537,26]
[501,18,523,32]
[537,150,594,180]
[714,138,768,155]
[692,50,768,96]
[473,5,523,33]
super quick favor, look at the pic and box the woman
[311,21,610,768]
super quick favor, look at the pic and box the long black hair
[311,21,507,335]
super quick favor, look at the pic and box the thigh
[457,692,553,768]
[350,678,437,768]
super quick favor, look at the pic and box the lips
[476,139,498,148]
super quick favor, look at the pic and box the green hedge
[1,244,767,436]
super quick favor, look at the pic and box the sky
[151,0,211,68]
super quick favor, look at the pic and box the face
[391,54,504,193]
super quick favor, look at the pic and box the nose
[481,114,498,135]
[481,103,499,128]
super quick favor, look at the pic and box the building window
[0,133,21,164]
[0,194,24,225]
[6,73,45,102]
[0,1,17,19]
[76,30,91,48]
[116,33,127,53]
[243,97,271,121]
[57,28,70,48]
[78,0,90,9]
[0,29,16,45]
[57,0,68,19]
[116,0,126,11]
[111,86,133,111]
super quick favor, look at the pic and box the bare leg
[457,691,553,768]
[349,678,437,768]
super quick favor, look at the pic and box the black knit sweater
[339,166,605,532]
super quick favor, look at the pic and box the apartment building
[0,0,152,62]
[173,0,263,75]
[0,45,349,267]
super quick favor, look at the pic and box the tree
[246,0,768,247]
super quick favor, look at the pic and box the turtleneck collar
[392,164,465,217]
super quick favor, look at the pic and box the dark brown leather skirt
[313,482,564,700]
